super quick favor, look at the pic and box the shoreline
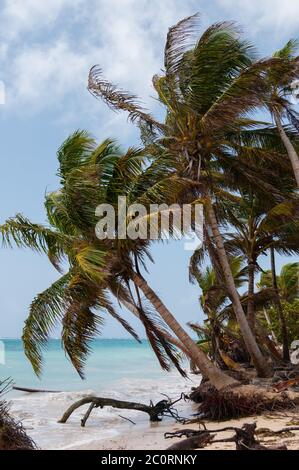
[9,389,299,450]
[71,407,299,451]
[8,374,196,450]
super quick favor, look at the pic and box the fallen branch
[13,386,60,393]
[59,395,186,426]
[118,415,136,425]
[165,422,298,450]
[167,433,214,450]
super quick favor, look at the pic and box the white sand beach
[9,387,299,450]
[74,407,299,451]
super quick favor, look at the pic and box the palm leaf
[57,130,96,180]
[0,214,70,256]
[189,22,255,113]
[62,304,104,379]
[164,13,199,76]
[88,67,165,131]
[22,273,71,376]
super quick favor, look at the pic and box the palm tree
[189,254,249,366]
[259,260,299,360]
[0,133,181,377]
[1,131,239,390]
[88,15,294,376]
[272,261,299,303]
[223,192,299,360]
[265,41,299,187]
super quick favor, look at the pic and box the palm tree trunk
[205,197,272,378]
[270,247,290,362]
[274,110,299,188]
[247,262,255,334]
[132,272,239,391]
[121,299,189,357]
[256,321,283,363]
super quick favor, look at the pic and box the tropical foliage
[1,14,299,391]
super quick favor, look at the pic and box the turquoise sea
[0,338,185,393]
[0,338,194,449]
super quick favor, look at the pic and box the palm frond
[98,291,141,343]
[201,58,285,131]
[88,67,164,131]
[75,245,107,282]
[164,13,199,76]
[189,21,256,113]
[273,40,299,60]
[62,304,104,379]
[22,273,70,376]
[0,214,70,256]
[61,274,105,378]
[57,130,96,180]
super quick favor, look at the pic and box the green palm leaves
[1,131,191,377]
[2,14,299,382]
[259,262,299,304]
[1,133,145,377]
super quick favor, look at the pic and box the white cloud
[1,0,83,38]
[1,0,299,135]
[11,41,87,102]
[216,0,299,35]
[0,0,200,137]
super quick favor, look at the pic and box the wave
[9,371,198,450]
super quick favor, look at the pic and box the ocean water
[1,338,188,393]
[0,339,197,449]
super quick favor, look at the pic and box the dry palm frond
[0,379,36,450]
[164,13,199,76]
[88,67,165,131]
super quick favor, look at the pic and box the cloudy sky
[0,0,299,339]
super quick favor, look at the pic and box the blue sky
[0,0,298,338]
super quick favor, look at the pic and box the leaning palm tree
[88,15,294,376]
[0,133,183,378]
[1,131,239,390]
[265,41,299,187]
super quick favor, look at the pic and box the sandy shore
[9,383,299,450]
[71,406,299,451]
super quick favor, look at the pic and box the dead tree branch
[165,422,296,450]
[59,395,186,427]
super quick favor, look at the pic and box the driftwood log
[59,395,186,426]
[13,386,60,393]
[167,433,214,450]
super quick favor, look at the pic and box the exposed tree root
[59,394,188,426]
[190,383,299,421]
